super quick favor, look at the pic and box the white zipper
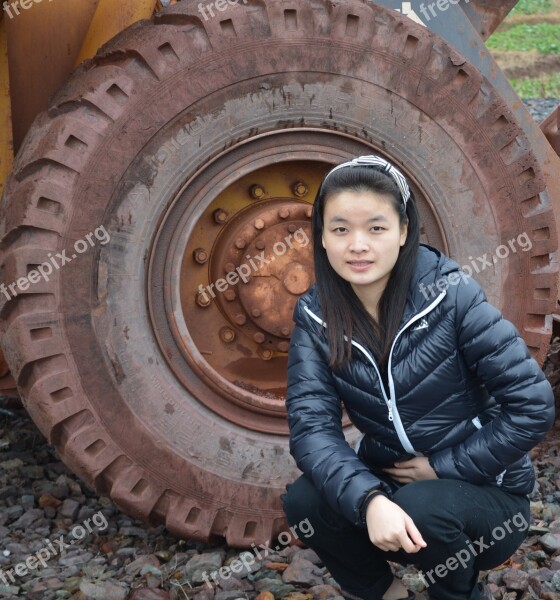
[303,290,446,455]
[472,415,506,485]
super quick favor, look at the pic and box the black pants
[282,474,530,600]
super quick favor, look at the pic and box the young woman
[282,155,555,600]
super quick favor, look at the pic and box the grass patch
[510,72,560,97]
[511,0,554,15]
[487,23,560,53]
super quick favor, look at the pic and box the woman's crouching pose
[282,156,555,600]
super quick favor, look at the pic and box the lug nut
[220,327,236,343]
[193,248,209,264]
[235,313,247,325]
[277,341,290,352]
[255,240,265,250]
[288,224,298,233]
[278,208,290,219]
[250,184,266,200]
[293,181,309,198]
[235,238,247,249]
[259,349,273,360]
[251,308,261,318]
[253,332,266,344]
[196,291,211,307]
[254,218,265,230]
[213,208,229,224]
[224,290,236,302]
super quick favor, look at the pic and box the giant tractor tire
[0,0,558,547]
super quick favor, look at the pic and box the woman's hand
[381,456,438,483]
[365,494,427,553]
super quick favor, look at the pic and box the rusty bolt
[193,248,209,264]
[253,332,266,344]
[254,218,265,230]
[305,206,313,218]
[213,208,229,224]
[288,224,298,233]
[225,262,236,274]
[250,184,266,200]
[259,349,273,360]
[235,238,247,249]
[281,326,291,336]
[196,291,212,307]
[220,327,236,343]
[277,341,290,352]
[251,308,261,318]
[278,208,290,219]
[293,181,309,198]
[235,313,247,325]
[224,290,236,302]
[255,240,265,250]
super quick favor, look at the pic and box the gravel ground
[523,98,559,123]
[0,99,559,600]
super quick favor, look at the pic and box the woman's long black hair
[312,163,420,373]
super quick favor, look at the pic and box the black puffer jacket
[286,244,555,527]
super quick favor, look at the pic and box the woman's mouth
[347,261,373,271]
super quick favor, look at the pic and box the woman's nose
[349,233,369,251]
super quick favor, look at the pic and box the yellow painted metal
[0,16,13,201]
[75,0,158,65]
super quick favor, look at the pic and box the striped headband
[323,155,411,205]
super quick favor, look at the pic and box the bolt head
[278,208,290,219]
[220,327,235,343]
[235,238,247,249]
[253,332,266,344]
[293,181,309,197]
[196,292,211,307]
[224,290,236,302]
[277,341,290,352]
[235,313,247,325]
[193,248,209,264]
[250,185,265,199]
[254,218,265,230]
[255,240,265,250]
[213,209,229,224]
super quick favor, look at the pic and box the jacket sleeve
[427,273,555,485]
[286,313,393,527]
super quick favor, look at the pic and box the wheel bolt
[193,248,209,264]
[213,208,229,224]
[254,218,265,230]
[293,181,309,198]
[255,240,265,250]
[251,308,261,318]
[278,208,290,219]
[224,290,236,302]
[259,349,273,360]
[220,327,236,343]
[235,313,247,325]
[250,184,266,200]
[235,238,246,249]
[196,291,211,307]
[253,332,266,343]
[288,224,297,233]
[277,341,290,352]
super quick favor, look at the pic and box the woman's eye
[371,226,384,232]
[333,227,347,233]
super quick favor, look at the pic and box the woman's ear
[400,222,408,247]
[321,234,326,249]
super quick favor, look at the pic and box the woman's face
[321,189,408,306]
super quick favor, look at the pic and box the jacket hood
[293,243,463,328]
